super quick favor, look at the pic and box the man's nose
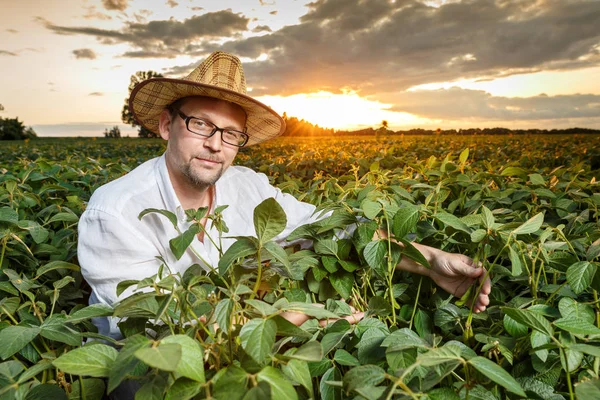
[203,130,223,151]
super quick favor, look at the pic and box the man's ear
[158,109,172,140]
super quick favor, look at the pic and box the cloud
[385,87,600,121]
[252,25,272,33]
[88,92,104,96]
[43,10,250,58]
[269,11,277,15]
[0,50,18,56]
[190,7,204,11]
[82,5,112,20]
[166,0,178,8]
[102,0,129,11]
[73,48,97,59]
[210,0,600,97]
[6,29,18,33]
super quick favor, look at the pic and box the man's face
[159,96,246,190]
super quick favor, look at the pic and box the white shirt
[78,153,319,339]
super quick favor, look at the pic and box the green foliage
[0,117,37,140]
[1,134,599,399]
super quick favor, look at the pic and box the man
[78,51,490,340]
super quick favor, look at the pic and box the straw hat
[129,51,285,146]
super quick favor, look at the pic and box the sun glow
[256,91,424,130]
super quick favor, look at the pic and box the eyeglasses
[174,109,249,147]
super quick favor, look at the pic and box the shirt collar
[156,153,187,224]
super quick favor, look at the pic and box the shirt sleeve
[78,208,163,339]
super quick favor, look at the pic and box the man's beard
[181,159,224,190]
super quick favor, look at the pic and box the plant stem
[408,277,422,330]
[251,247,263,297]
[0,236,7,270]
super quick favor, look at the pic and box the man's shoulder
[222,165,269,184]
[87,157,161,215]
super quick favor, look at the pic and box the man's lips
[194,157,222,165]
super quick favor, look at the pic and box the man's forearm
[395,241,435,277]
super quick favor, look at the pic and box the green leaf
[530,331,550,362]
[502,307,553,336]
[164,378,203,400]
[35,261,80,277]
[503,314,528,338]
[330,270,353,298]
[53,344,118,377]
[263,241,292,277]
[138,208,178,228]
[481,206,495,229]
[136,374,167,400]
[17,220,49,244]
[68,378,105,400]
[368,296,392,317]
[107,335,151,393]
[212,366,248,400]
[417,344,462,367]
[24,384,68,400]
[239,318,277,365]
[558,297,595,323]
[566,261,596,294]
[459,148,469,164]
[253,197,287,243]
[342,365,386,395]
[169,224,199,260]
[256,366,298,400]
[361,199,382,220]
[68,304,114,324]
[400,239,431,268]
[0,207,19,225]
[568,343,600,357]
[135,343,182,372]
[363,240,389,276]
[511,213,543,236]
[553,317,600,335]
[288,341,323,362]
[392,205,419,239]
[272,315,313,339]
[282,359,313,394]
[40,315,81,346]
[334,349,360,366]
[241,382,271,400]
[501,166,528,177]
[469,356,525,397]
[214,298,233,333]
[162,335,205,382]
[17,359,53,384]
[0,326,41,360]
[218,238,257,275]
[434,211,470,233]
[575,378,600,400]
[509,244,522,276]
[320,367,342,400]
[48,212,79,224]
[315,239,339,257]
[382,328,428,351]
[245,299,278,317]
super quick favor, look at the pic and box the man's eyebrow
[193,112,245,130]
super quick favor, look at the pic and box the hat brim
[129,78,285,146]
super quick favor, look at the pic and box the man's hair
[167,98,188,121]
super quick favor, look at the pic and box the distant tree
[104,125,121,139]
[121,70,163,138]
[0,104,4,112]
[376,120,389,136]
[0,117,37,140]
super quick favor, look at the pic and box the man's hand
[426,250,491,313]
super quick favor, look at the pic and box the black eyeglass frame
[174,109,249,147]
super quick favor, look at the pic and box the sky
[1,0,600,137]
